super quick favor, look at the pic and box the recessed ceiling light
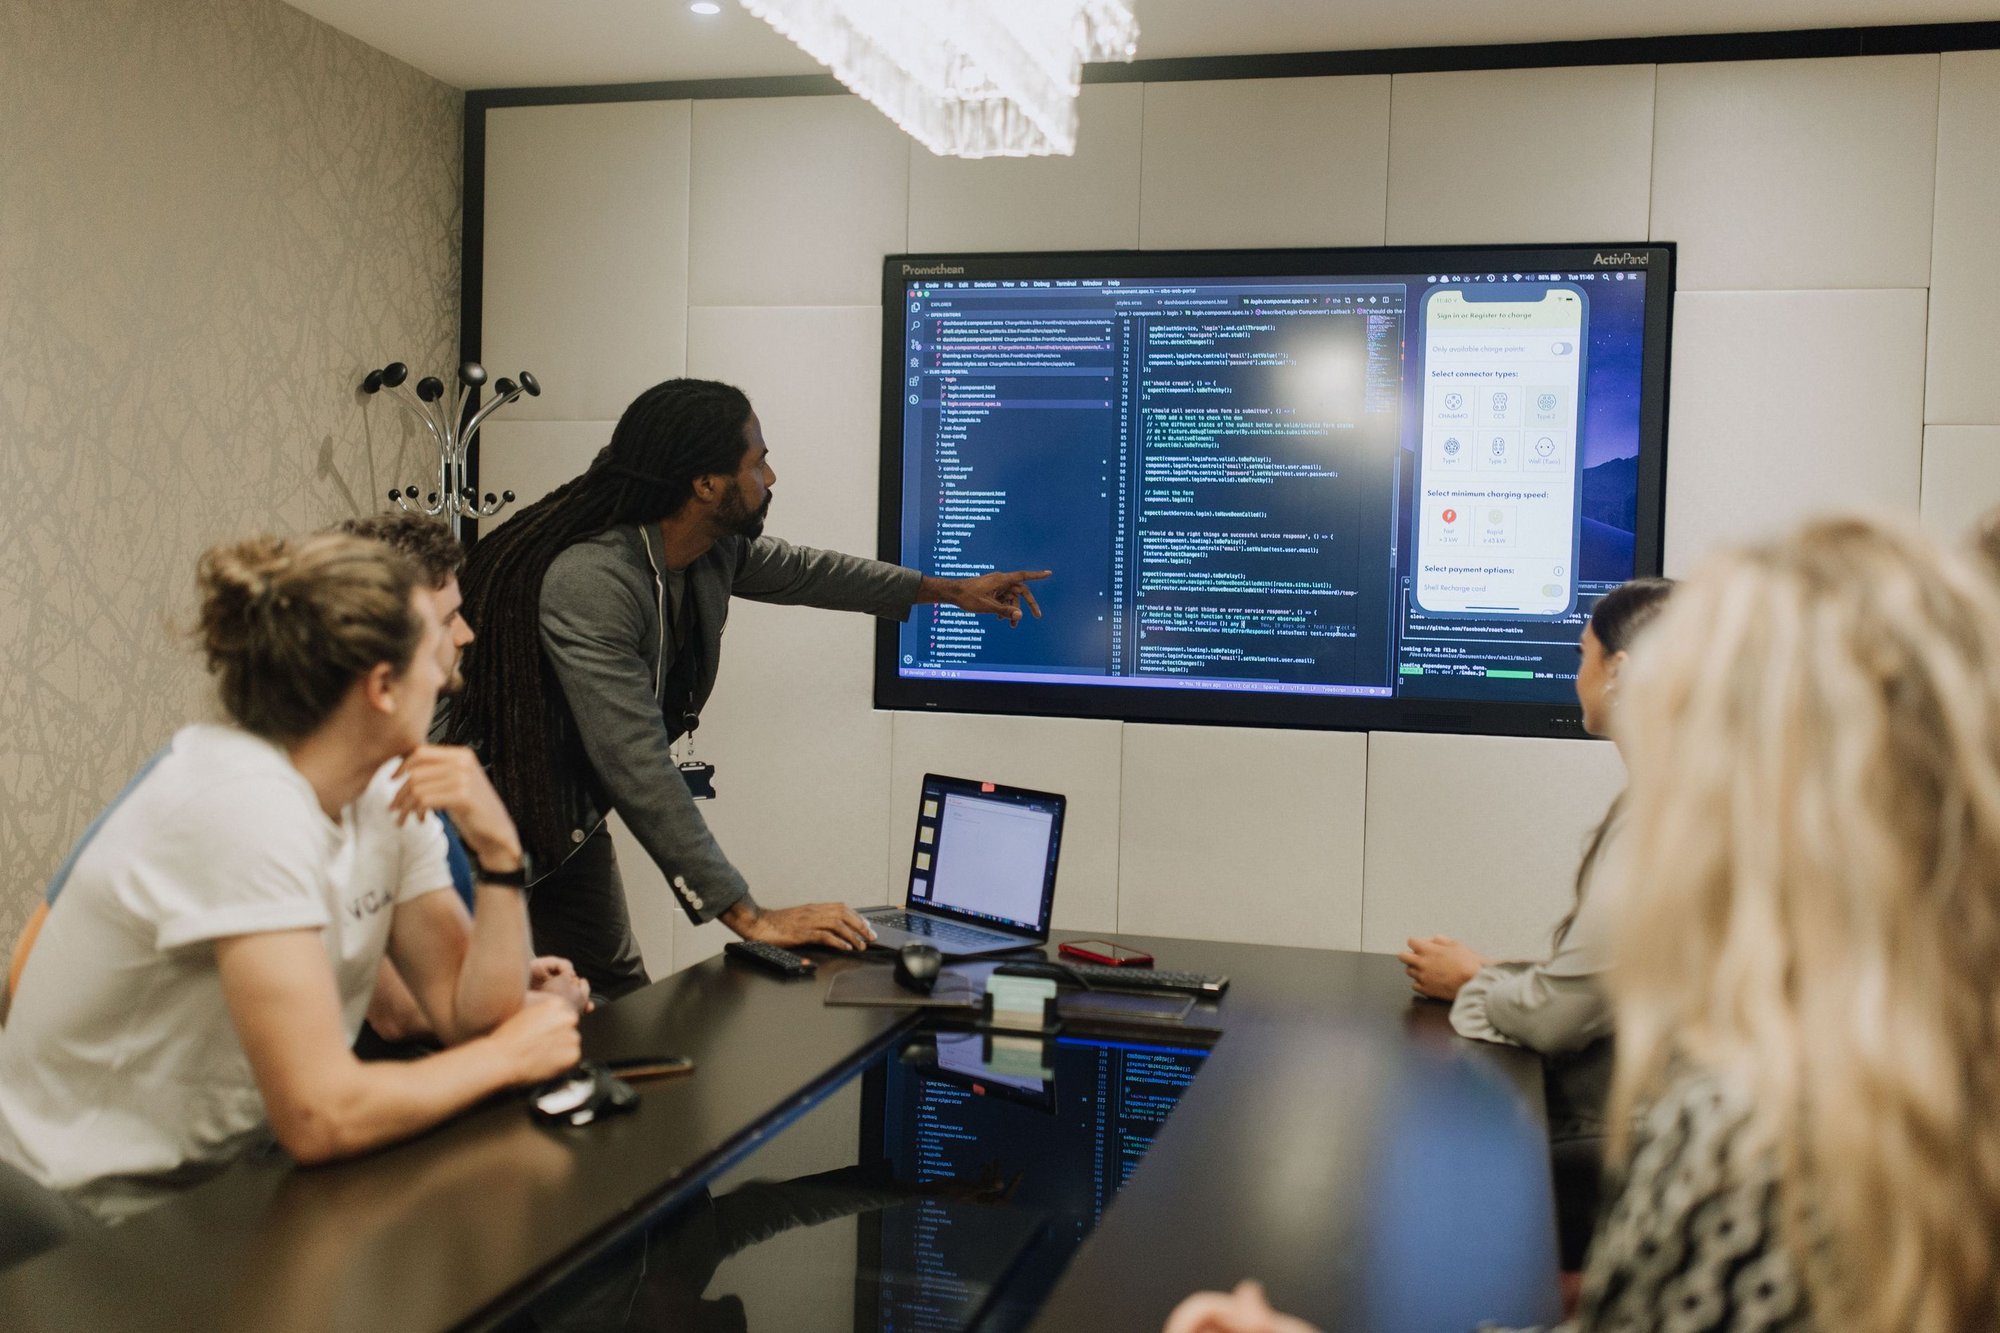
[690,2,721,12]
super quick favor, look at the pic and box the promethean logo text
[902,263,966,276]
[1592,251,1649,267]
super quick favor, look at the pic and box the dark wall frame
[457,17,2000,536]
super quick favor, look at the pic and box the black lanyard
[661,573,704,743]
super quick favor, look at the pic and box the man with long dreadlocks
[448,378,1048,999]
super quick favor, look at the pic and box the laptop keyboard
[871,911,1017,950]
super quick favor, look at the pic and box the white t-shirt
[0,724,449,1202]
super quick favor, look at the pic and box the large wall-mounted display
[876,244,1672,739]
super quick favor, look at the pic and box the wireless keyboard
[997,961,1228,996]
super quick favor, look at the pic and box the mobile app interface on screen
[1416,286,1586,617]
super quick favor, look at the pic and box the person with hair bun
[1399,578,1676,1044]
[1399,575,1675,1270]
[450,378,1050,998]
[0,533,581,1218]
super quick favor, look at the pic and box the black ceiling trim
[464,20,2000,111]
[468,73,846,111]
[1084,21,2000,82]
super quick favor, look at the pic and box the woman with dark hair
[0,534,580,1218]
[1398,575,1675,1268]
[448,378,1048,998]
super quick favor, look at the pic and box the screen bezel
[874,243,1673,740]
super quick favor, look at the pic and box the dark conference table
[0,933,1561,1332]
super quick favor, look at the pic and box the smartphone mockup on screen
[1415,284,1588,618]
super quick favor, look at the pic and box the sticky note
[985,975,1058,1031]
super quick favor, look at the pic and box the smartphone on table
[1058,940,1154,968]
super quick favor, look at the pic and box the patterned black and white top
[1494,1072,1814,1332]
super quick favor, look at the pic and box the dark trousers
[1551,1134,1606,1271]
[528,828,652,1002]
[1546,1037,1614,1270]
[0,1160,88,1269]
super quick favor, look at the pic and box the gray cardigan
[1449,807,1625,1056]
[536,523,921,923]
[1450,806,1625,1139]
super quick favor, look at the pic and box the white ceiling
[285,0,2000,91]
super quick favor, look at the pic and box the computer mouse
[893,943,943,995]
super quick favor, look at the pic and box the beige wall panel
[1919,426,2000,545]
[671,919,736,975]
[597,639,892,981]
[1387,65,1654,245]
[1663,289,1927,572]
[1139,76,1391,249]
[1926,52,2000,425]
[1360,732,1626,958]
[686,306,884,553]
[696,601,894,905]
[483,101,690,421]
[689,95,909,307]
[888,713,1123,933]
[473,419,613,525]
[909,84,1143,252]
[1651,55,1938,291]
[684,305,897,951]
[1117,724,1367,950]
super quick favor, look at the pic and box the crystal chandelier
[739,0,1139,158]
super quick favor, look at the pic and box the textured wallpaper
[0,0,461,945]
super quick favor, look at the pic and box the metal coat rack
[361,360,540,536]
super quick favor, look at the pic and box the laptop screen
[906,775,1064,936]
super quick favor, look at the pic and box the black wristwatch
[475,851,534,888]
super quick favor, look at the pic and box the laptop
[859,774,1065,958]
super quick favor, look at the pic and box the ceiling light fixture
[690,2,722,13]
[738,0,1137,158]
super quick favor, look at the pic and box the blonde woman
[1171,517,2000,1332]
[1559,516,2000,1330]
[0,534,581,1218]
